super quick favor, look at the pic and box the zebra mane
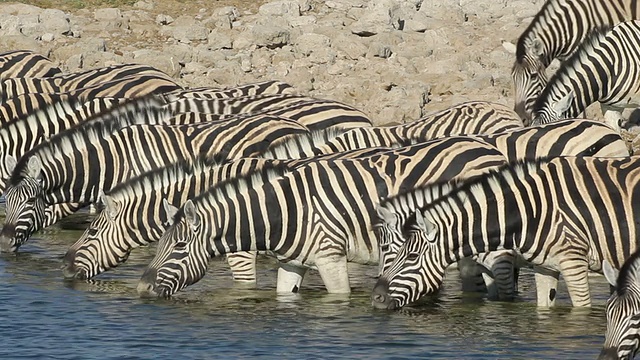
[0,93,76,129]
[106,155,227,201]
[533,25,611,112]
[615,248,640,296]
[8,94,168,185]
[399,158,552,226]
[265,127,353,159]
[172,161,293,222]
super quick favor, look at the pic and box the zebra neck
[207,182,281,257]
[430,185,526,265]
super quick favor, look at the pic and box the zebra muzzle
[371,280,397,310]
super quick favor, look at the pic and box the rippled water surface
[0,223,612,359]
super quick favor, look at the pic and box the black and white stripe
[510,0,639,122]
[0,50,61,81]
[599,249,640,360]
[372,155,640,310]
[134,137,508,297]
[374,119,628,303]
[531,20,640,129]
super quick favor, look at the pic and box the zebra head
[531,89,575,126]
[63,192,132,280]
[0,156,46,253]
[371,210,446,310]
[373,205,407,277]
[511,37,548,124]
[599,257,640,360]
[137,199,209,298]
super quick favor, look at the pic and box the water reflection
[0,227,611,359]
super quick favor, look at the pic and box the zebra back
[0,50,61,80]
[165,80,296,100]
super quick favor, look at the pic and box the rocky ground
[1,0,637,145]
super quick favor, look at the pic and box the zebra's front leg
[457,257,487,294]
[484,250,517,301]
[225,251,258,284]
[533,265,559,307]
[276,263,307,294]
[315,254,351,294]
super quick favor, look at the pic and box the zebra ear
[603,259,619,287]
[5,155,16,173]
[162,199,179,226]
[183,199,200,231]
[531,38,544,57]
[414,211,437,242]
[100,192,119,220]
[552,91,574,116]
[27,156,42,179]
[376,206,396,226]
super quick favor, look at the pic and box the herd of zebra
[5,0,640,358]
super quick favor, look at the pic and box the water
[0,225,611,359]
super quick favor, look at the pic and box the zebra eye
[406,252,421,262]
[174,239,189,249]
[87,228,99,237]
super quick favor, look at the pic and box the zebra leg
[225,251,258,284]
[457,257,487,294]
[484,251,517,301]
[533,265,559,307]
[315,254,351,294]
[276,263,307,294]
[558,257,591,307]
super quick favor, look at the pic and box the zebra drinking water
[372,156,640,310]
[373,119,629,304]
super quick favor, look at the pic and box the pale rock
[163,43,194,65]
[207,30,233,50]
[251,25,290,48]
[134,1,155,10]
[259,1,301,17]
[294,33,331,56]
[40,9,71,35]
[132,49,181,77]
[332,34,367,60]
[94,8,129,29]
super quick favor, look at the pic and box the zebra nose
[597,347,619,360]
[137,268,159,298]
[62,250,82,279]
[371,279,393,309]
[0,233,17,253]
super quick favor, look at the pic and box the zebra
[0,63,176,101]
[165,80,296,100]
[371,155,640,310]
[531,20,640,130]
[0,106,311,253]
[0,49,61,80]
[507,0,640,122]
[134,137,509,298]
[374,119,629,304]
[599,250,640,359]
